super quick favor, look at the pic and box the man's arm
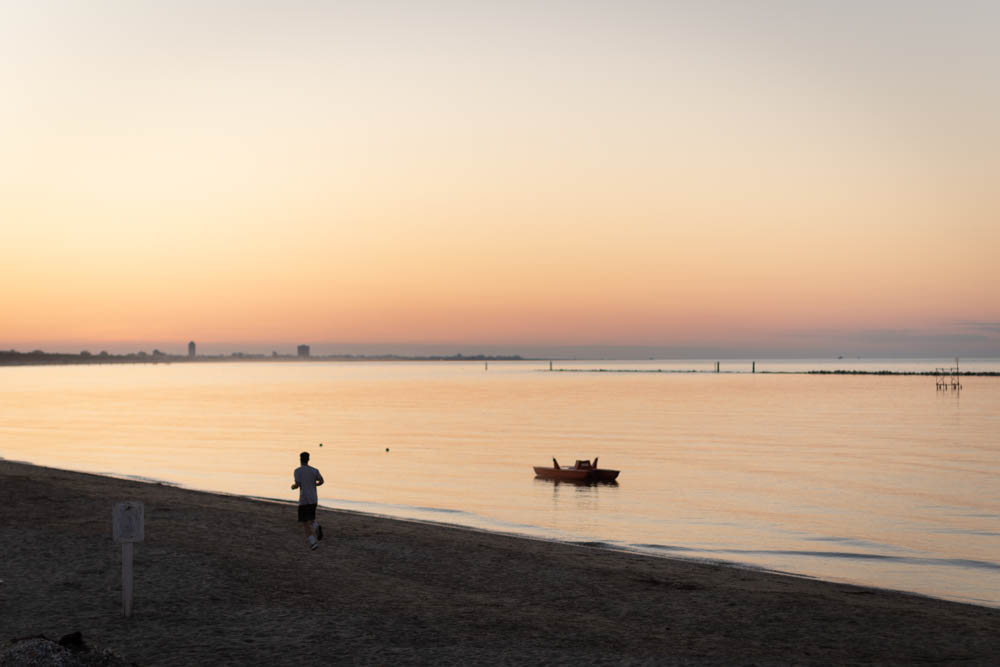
[316,470,324,486]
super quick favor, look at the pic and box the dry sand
[1,459,998,665]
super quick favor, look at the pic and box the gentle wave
[630,543,1000,572]
[325,496,1000,577]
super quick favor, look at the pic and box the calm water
[2,360,998,607]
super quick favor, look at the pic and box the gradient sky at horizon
[3,1,998,356]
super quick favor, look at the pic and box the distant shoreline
[3,350,999,376]
[0,350,527,366]
[3,350,998,376]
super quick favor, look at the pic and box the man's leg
[304,504,322,540]
[298,505,319,549]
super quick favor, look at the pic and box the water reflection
[533,478,620,489]
[536,477,620,520]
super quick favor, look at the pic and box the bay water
[2,359,997,607]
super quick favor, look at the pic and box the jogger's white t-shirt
[294,465,323,505]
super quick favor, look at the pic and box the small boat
[533,457,619,483]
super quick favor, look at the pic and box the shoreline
[10,458,980,610]
[3,459,999,665]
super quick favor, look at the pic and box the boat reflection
[533,477,619,488]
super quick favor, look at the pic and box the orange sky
[2,2,998,356]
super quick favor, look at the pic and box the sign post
[112,501,144,617]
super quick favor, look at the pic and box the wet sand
[2,459,998,665]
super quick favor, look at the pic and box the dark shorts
[297,503,317,522]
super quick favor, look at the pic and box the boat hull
[533,467,620,483]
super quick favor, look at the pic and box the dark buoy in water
[385,447,389,452]
[319,443,323,447]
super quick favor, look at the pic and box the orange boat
[533,457,619,483]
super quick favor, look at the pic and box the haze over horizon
[3,1,998,358]
[6,339,999,361]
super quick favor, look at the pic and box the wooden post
[113,501,144,618]
[752,361,756,373]
[122,543,134,617]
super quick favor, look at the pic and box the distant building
[188,341,196,358]
[297,344,311,358]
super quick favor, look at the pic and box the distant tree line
[0,350,162,365]
[0,350,525,366]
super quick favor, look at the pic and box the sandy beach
[2,460,998,665]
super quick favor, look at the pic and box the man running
[291,451,324,550]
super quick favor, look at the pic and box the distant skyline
[3,2,998,357]
[6,332,998,360]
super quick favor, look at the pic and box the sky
[2,1,998,357]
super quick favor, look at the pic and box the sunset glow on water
[3,361,997,607]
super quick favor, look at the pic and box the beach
[2,460,998,665]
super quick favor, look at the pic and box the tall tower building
[188,341,196,358]
[297,344,310,358]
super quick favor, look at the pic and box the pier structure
[934,358,962,391]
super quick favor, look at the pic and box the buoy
[385,447,389,452]
[319,443,323,447]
